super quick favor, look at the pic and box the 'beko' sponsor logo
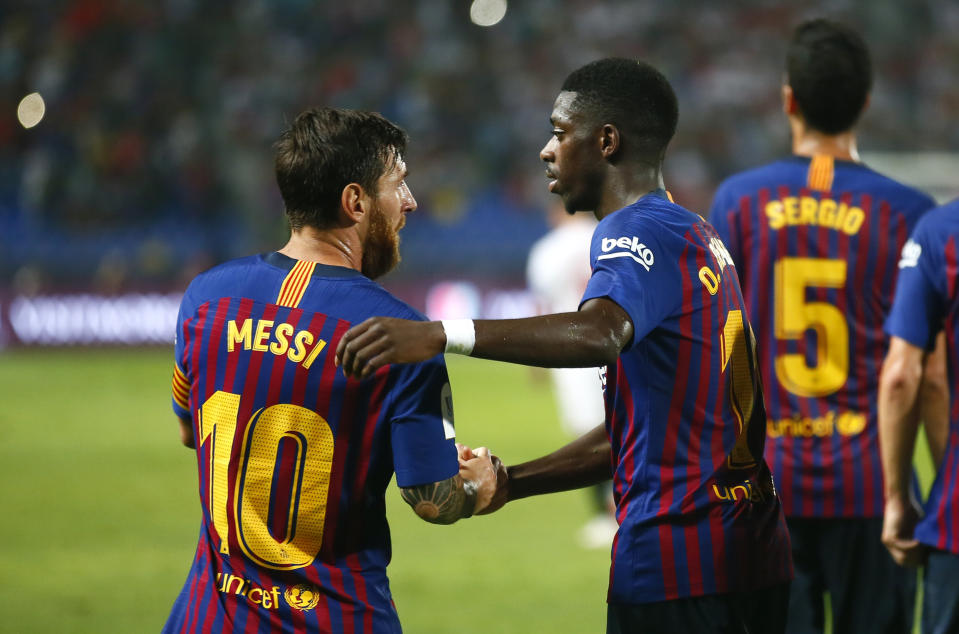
[599,236,655,271]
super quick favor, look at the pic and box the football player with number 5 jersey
[708,19,938,633]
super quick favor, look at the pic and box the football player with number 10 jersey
[164,108,497,634]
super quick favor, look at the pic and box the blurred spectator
[0,0,950,288]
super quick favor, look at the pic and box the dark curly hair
[274,108,408,230]
[561,57,678,160]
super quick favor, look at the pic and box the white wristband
[442,319,476,356]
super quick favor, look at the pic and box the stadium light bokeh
[17,92,45,129]
[470,0,507,27]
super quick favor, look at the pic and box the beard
[361,202,402,280]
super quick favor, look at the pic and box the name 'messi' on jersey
[764,195,865,235]
[227,318,327,369]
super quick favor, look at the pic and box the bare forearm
[334,297,633,379]
[178,416,195,448]
[920,332,950,469]
[471,310,626,368]
[401,475,476,525]
[879,342,924,500]
[507,424,613,502]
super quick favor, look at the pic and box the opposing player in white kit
[527,203,616,548]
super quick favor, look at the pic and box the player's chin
[557,192,580,215]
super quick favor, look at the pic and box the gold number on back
[773,257,849,397]
[720,309,758,469]
[198,390,334,569]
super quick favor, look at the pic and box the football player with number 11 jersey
[336,58,793,634]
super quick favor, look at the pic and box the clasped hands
[456,443,509,516]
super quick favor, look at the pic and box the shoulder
[915,199,959,238]
[593,198,696,267]
[180,255,263,311]
[356,283,428,321]
[714,160,797,199]
[849,164,936,211]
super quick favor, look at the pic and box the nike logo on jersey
[899,239,921,269]
[599,236,655,271]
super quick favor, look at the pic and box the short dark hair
[561,58,678,160]
[274,108,408,230]
[786,19,872,134]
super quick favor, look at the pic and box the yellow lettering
[819,199,838,227]
[783,197,799,225]
[712,485,731,500]
[224,574,245,595]
[766,201,785,229]
[799,196,818,225]
[843,208,865,235]
[698,266,720,295]
[270,323,294,356]
[228,319,252,352]
[249,588,262,605]
[253,320,274,352]
[287,330,314,363]
[271,588,281,609]
[836,202,849,228]
[731,485,749,501]
[302,338,327,370]
[767,410,870,438]
[765,197,865,235]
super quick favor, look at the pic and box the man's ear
[340,183,369,225]
[782,84,799,116]
[599,123,620,159]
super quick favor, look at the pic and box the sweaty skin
[334,297,633,379]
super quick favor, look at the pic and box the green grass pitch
[0,348,934,632]
[0,349,608,633]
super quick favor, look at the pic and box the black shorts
[785,516,916,634]
[923,548,959,634]
[606,582,790,634]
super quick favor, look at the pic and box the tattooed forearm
[400,475,478,524]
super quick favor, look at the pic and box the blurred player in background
[708,19,941,633]
[881,196,959,634]
[337,58,793,634]
[526,202,615,548]
[165,108,496,633]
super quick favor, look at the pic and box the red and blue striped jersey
[165,252,458,634]
[582,190,792,605]
[886,199,959,555]
[709,156,935,518]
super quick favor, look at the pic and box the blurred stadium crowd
[2,0,958,292]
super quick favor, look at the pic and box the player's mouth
[545,168,559,192]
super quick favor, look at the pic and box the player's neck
[278,226,362,271]
[790,119,860,162]
[595,164,665,220]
